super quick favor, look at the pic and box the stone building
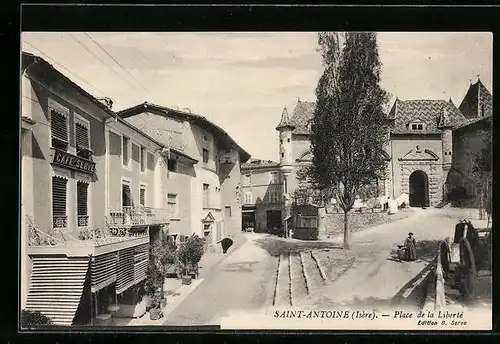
[116,102,251,247]
[447,80,493,208]
[240,159,282,232]
[274,81,490,210]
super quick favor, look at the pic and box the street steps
[273,250,328,307]
[274,253,292,306]
[300,251,327,294]
[289,252,308,305]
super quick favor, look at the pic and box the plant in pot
[177,234,205,285]
[143,258,163,311]
[149,290,163,321]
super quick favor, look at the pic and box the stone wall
[324,211,389,236]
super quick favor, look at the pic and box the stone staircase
[272,250,328,306]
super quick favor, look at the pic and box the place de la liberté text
[273,309,467,326]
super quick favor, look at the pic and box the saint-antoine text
[273,310,377,320]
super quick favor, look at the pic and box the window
[50,108,69,151]
[168,159,177,172]
[225,206,232,218]
[411,123,424,130]
[270,172,280,184]
[52,176,68,228]
[280,139,283,144]
[75,120,90,152]
[287,138,290,142]
[140,185,146,207]
[168,194,179,217]
[122,136,130,166]
[140,146,146,172]
[270,191,280,203]
[77,181,89,227]
[244,192,253,205]
[202,149,209,163]
[281,153,284,158]
[203,135,208,141]
[122,182,132,207]
[203,184,210,208]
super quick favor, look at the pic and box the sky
[22,32,492,161]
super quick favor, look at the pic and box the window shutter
[140,147,146,172]
[77,182,88,216]
[76,122,89,149]
[122,138,129,165]
[52,177,67,216]
[50,109,68,142]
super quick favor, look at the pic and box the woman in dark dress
[404,232,417,261]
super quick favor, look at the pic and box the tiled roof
[289,100,316,135]
[241,158,280,170]
[117,102,251,163]
[389,99,467,134]
[458,80,493,119]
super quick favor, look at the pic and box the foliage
[177,235,205,276]
[470,129,492,219]
[357,183,378,202]
[142,235,178,297]
[21,310,53,327]
[309,32,390,249]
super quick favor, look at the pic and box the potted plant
[149,291,163,320]
[177,234,205,285]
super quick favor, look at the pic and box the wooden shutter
[133,244,149,284]
[91,252,117,293]
[75,122,89,149]
[122,137,129,165]
[77,182,88,216]
[140,147,146,172]
[50,109,68,142]
[116,247,135,294]
[52,177,67,217]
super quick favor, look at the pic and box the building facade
[447,80,493,208]
[240,159,283,233]
[116,103,251,248]
[21,52,169,326]
[273,79,492,216]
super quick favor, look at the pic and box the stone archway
[409,170,429,207]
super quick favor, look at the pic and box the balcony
[26,215,152,257]
[108,206,170,227]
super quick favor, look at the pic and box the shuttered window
[77,182,89,226]
[139,187,146,207]
[140,146,146,172]
[50,109,68,150]
[75,122,90,149]
[52,177,67,228]
[122,137,130,166]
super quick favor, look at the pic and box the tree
[470,126,492,224]
[309,32,390,249]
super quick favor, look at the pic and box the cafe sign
[52,149,96,174]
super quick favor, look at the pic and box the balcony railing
[27,215,150,248]
[78,215,89,227]
[53,216,68,229]
[108,206,169,227]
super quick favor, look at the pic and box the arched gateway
[409,170,429,207]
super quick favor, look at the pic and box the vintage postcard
[20,31,492,331]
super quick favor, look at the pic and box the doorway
[409,170,429,207]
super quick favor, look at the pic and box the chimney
[98,97,113,110]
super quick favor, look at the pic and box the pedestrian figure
[217,237,234,254]
[404,232,417,261]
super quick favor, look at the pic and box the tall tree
[309,32,390,249]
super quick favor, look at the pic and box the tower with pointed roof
[276,106,295,189]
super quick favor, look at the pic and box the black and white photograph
[20,29,492,331]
